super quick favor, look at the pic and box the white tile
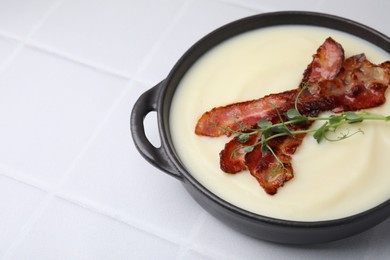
[140,0,390,84]
[0,0,56,38]
[181,250,217,260]
[190,214,390,259]
[60,82,204,239]
[31,0,187,77]
[228,0,390,37]
[0,47,127,185]
[0,175,46,254]
[348,219,390,259]
[0,0,387,259]
[316,0,390,36]
[11,198,180,260]
[0,37,19,63]
[188,215,268,260]
[138,0,257,83]
[223,0,323,12]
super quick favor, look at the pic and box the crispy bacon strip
[246,55,390,194]
[195,37,390,195]
[220,127,263,173]
[302,37,347,86]
[195,90,298,137]
[317,54,390,112]
[195,37,344,137]
[219,38,344,173]
[245,126,307,195]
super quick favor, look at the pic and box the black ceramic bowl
[131,11,390,244]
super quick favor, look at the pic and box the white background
[0,0,389,259]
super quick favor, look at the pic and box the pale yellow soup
[169,25,390,221]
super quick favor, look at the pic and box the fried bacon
[316,54,390,112]
[245,126,307,195]
[219,38,344,174]
[195,89,298,137]
[302,37,346,86]
[220,128,264,173]
[195,37,344,137]
[195,37,390,195]
[248,55,390,193]
[245,55,390,194]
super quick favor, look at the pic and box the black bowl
[130,11,390,244]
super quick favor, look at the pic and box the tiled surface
[11,198,180,260]
[0,0,55,38]
[0,38,18,64]
[0,47,127,186]
[137,0,258,83]
[0,176,46,255]
[31,0,186,78]
[59,82,204,240]
[0,0,389,259]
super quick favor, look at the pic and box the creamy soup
[169,25,390,221]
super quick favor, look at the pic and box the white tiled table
[0,0,389,259]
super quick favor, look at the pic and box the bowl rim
[159,11,390,227]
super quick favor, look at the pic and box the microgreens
[236,109,389,148]
[219,83,390,171]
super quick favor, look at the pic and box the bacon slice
[195,37,390,195]
[246,55,390,194]
[317,54,390,112]
[195,90,298,137]
[302,37,347,86]
[219,38,344,173]
[220,134,260,173]
[195,37,344,137]
[245,128,307,195]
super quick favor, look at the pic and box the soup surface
[169,25,390,221]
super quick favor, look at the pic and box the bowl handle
[130,81,183,180]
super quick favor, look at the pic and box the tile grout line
[0,0,195,88]
[3,0,207,257]
[0,33,25,75]
[2,196,54,260]
[54,82,135,187]
[212,0,274,12]
[0,31,22,43]
[0,30,137,82]
[1,81,134,259]
[124,0,194,85]
[50,0,195,201]
[0,163,52,193]
[2,1,385,258]
[0,0,76,258]
[174,213,246,260]
[5,0,200,253]
[3,0,210,257]
[36,0,197,246]
[0,0,65,73]
[0,42,24,74]
[214,0,326,12]
[175,211,209,259]
[0,30,153,85]
[0,0,331,95]
[0,0,192,225]
[1,0,201,258]
[24,0,67,40]
[132,0,194,77]
[53,192,187,247]
[2,55,171,255]
[44,0,197,198]
[1,81,180,259]
[27,40,136,80]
